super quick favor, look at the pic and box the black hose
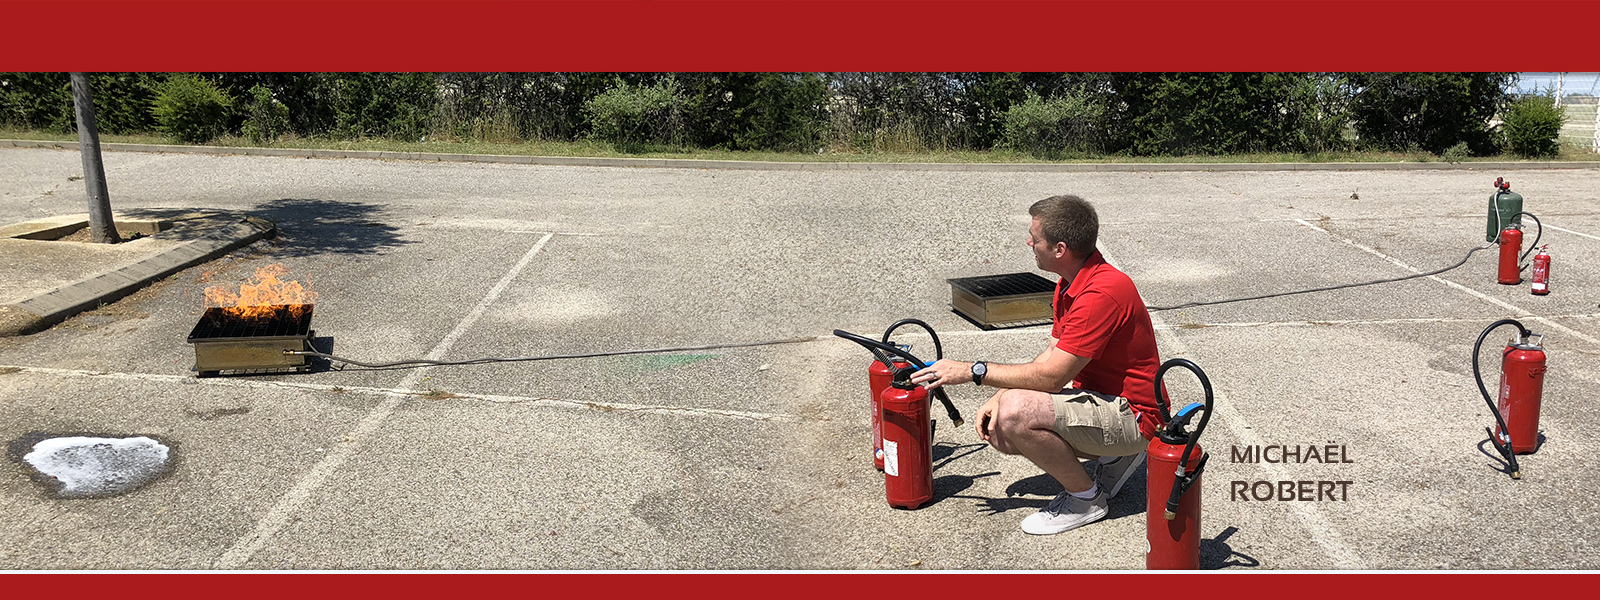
[1154,358,1214,519]
[1517,211,1542,267]
[1472,319,1528,480]
[879,318,961,426]
[287,336,820,369]
[1147,244,1492,312]
[833,328,964,427]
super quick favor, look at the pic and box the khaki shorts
[1051,388,1148,457]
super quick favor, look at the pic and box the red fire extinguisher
[1473,319,1547,479]
[1147,358,1214,570]
[1496,224,1523,285]
[866,319,946,471]
[1530,245,1550,295]
[836,327,964,510]
[1495,211,1542,286]
[867,355,905,471]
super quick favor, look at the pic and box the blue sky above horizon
[1515,72,1600,96]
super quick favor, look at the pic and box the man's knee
[995,389,1054,432]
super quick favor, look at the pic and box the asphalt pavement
[1,146,1598,569]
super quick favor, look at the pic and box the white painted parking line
[0,364,797,422]
[1097,247,1366,569]
[1293,219,1600,347]
[1543,223,1600,242]
[215,232,554,569]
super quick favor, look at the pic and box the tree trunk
[70,72,120,244]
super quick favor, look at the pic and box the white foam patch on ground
[22,436,170,498]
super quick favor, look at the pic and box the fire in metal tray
[188,264,319,376]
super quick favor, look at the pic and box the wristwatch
[971,361,987,386]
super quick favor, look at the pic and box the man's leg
[988,388,1096,492]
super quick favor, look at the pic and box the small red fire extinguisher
[1473,319,1547,479]
[1146,358,1214,570]
[1530,245,1550,295]
[836,327,964,510]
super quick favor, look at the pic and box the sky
[1514,73,1600,97]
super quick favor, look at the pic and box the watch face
[973,362,986,376]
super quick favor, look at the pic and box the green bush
[1001,90,1105,157]
[1503,94,1566,158]
[683,73,829,151]
[1349,72,1512,156]
[585,77,688,151]
[1107,73,1321,156]
[152,74,234,143]
[241,84,290,144]
[325,73,435,141]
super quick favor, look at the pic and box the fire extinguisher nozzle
[1164,510,1177,521]
[1511,470,1522,480]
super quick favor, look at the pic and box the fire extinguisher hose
[880,318,963,426]
[1154,358,1213,520]
[1472,318,1530,480]
[1513,211,1542,269]
[832,327,964,426]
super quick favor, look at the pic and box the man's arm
[909,338,1091,393]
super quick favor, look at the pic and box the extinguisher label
[884,440,899,477]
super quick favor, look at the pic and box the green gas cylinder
[1487,179,1523,243]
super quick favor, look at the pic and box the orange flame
[204,264,317,320]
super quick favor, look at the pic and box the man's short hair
[1028,195,1099,258]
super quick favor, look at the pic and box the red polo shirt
[1051,250,1163,439]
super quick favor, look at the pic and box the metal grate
[947,272,1057,298]
[187,305,314,341]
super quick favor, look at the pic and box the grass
[5,127,1597,164]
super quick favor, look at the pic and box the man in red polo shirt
[911,194,1162,535]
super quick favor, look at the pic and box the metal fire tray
[187,305,314,377]
[947,272,1056,330]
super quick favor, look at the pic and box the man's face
[1026,217,1060,270]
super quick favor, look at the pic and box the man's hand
[910,359,972,390]
[973,393,1000,441]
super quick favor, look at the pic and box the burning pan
[186,304,314,377]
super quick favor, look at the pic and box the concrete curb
[0,215,277,337]
[6,138,1599,173]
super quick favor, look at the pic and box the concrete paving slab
[2,147,1599,570]
[0,368,371,569]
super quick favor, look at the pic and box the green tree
[1502,94,1567,158]
[152,73,234,143]
[1349,72,1513,156]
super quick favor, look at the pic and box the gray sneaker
[1020,489,1108,535]
[1096,451,1146,498]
